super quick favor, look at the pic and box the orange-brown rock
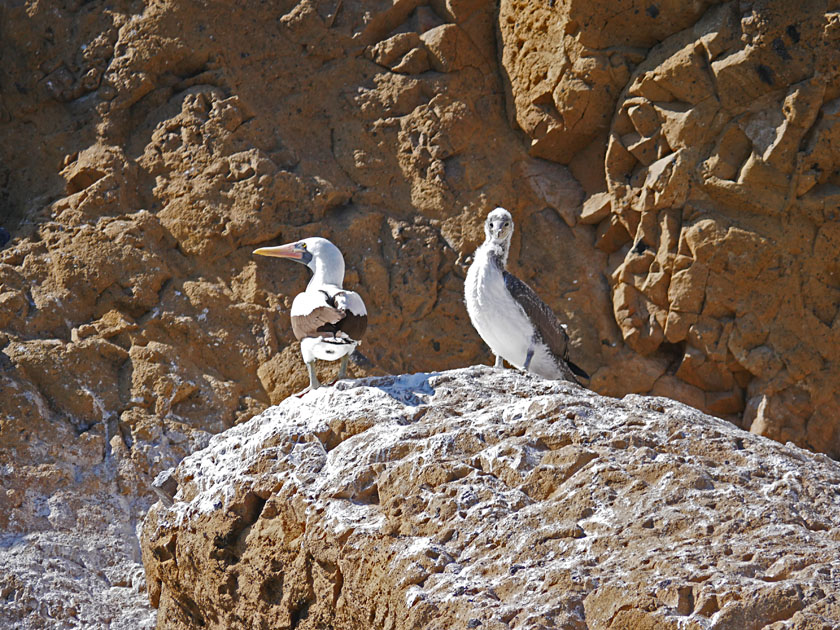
[143,367,840,629]
[595,3,840,456]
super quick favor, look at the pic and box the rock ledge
[143,367,840,629]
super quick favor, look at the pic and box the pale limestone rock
[143,367,840,629]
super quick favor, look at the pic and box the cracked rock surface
[143,367,840,629]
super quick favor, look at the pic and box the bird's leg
[494,355,504,368]
[296,362,321,396]
[307,361,321,389]
[337,354,349,380]
[523,346,535,371]
[296,362,322,396]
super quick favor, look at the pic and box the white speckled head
[485,207,514,244]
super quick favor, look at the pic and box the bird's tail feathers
[568,360,590,382]
[350,348,374,369]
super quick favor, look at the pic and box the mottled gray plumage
[503,270,588,382]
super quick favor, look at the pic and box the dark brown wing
[291,305,345,340]
[503,270,571,362]
[503,271,589,380]
[337,312,367,340]
[290,289,367,342]
[329,289,367,341]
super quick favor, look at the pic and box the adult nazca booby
[254,237,367,393]
[465,207,588,384]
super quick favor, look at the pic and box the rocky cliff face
[143,366,840,629]
[2,0,840,627]
[499,0,840,455]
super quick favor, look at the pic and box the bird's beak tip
[252,244,301,259]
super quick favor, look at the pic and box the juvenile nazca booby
[254,237,367,393]
[465,207,588,384]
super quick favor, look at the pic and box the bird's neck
[481,238,510,270]
[307,262,344,290]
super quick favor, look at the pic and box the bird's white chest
[465,249,535,364]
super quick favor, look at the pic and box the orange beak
[253,243,302,260]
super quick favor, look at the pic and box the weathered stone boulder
[143,367,840,629]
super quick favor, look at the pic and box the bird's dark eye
[504,222,510,227]
[300,242,307,250]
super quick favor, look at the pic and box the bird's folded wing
[291,306,347,340]
[332,291,368,340]
[503,271,571,362]
[290,291,345,340]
